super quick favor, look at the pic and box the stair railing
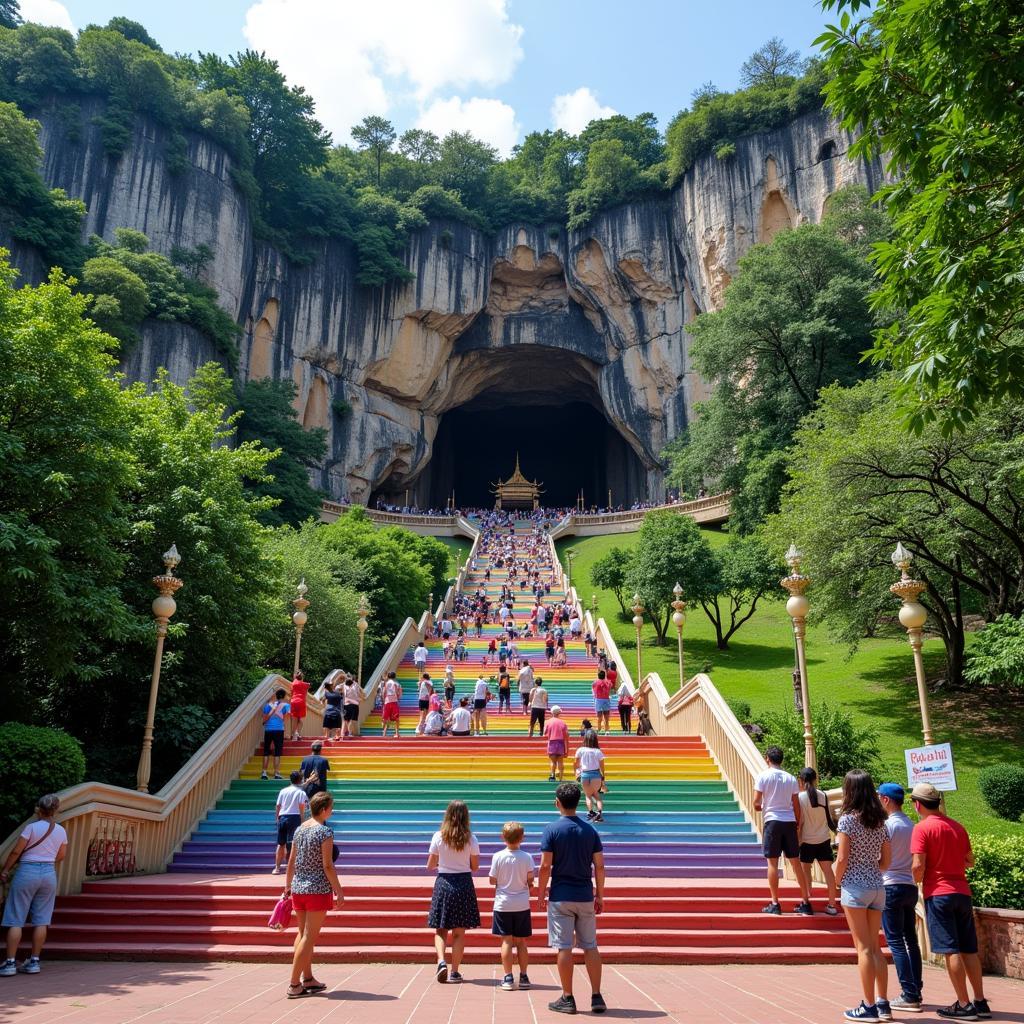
[355,607,433,726]
[0,671,314,896]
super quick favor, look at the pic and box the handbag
[267,895,292,930]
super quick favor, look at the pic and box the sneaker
[548,775,556,782]
[449,972,464,983]
[260,771,268,780]
[501,974,515,991]
[273,774,284,780]
[795,901,814,916]
[936,1005,978,1021]
[271,866,281,874]
[548,995,577,1015]
[436,961,448,984]
[18,958,40,975]
[761,901,782,915]
[518,973,531,990]
[594,812,604,822]
[0,960,16,977]
[890,996,922,1013]
[844,1002,879,1021]
[825,903,839,916]
[876,999,893,1021]
[591,993,607,1014]
[972,999,991,1020]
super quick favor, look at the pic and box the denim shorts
[594,698,611,713]
[841,882,885,911]
[925,893,978,954]
[547,900,598,950]
[1,862,58,927]
[579,770,603,782]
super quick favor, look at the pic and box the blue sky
[21,0,834,154]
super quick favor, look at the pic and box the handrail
[355,615,423,724]
[0,672,321,895]
[550,493,732,538]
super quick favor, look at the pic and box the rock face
[17,102,885,503]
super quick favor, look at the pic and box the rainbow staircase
[41,518,860,963]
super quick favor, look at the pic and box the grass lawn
[558,530,1024,838]
[432,536,472,583]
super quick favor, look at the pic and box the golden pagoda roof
[491,453,544,494]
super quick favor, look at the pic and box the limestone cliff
[17,102,884,503]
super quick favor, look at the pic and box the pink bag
[268,895,292,931]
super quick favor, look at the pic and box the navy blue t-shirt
[300,755,330,794]
[540,814,603,902]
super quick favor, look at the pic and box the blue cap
[878,782,905,803]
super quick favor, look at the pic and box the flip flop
[302,979,327,993]
[287,984,309,999]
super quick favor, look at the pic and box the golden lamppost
[780,543,816,771]
[671,582,686,686]
[591,593,597,616]
[137,545,183,793]
[291,579,309,678]
[356,594,370,686]
[632,593,645,686]
[566,549,577,593]
[890,543,935,746]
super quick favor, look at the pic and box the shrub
[978,763,1024,822]
[762,700,881,783]
[968,836,1024,910]
[332,398,353,418]
[715,141,737,160]
[964,614,1024,690]
[727,699,752,722]
[0,723,86,835]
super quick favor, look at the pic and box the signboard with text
[904,742,957,792]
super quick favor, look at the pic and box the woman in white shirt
[426,800,481,983]
[0,794,68,975]
[575,729,607,822]
[450,697,472,736]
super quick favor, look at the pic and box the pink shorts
[292,892,333,912]
[382,702,401,722]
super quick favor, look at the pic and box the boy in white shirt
[489,821,535,991]
[272,770,308,874]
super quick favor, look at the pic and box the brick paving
[3,961,1023,1023]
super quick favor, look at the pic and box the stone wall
[16,100,886,504]
[977,908,1024,979]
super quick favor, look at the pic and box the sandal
[302,978,327,993]
[287,984,308,999]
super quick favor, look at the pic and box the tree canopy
[818,0,1024,433]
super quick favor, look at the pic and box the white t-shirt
[755,767,799,823]
[489,848,535,912]
[414,646,428,664]
[383,679,401,704]
[276,784,309,816]
[429,830,480,873]
[576,747,605,772]
[451,707,472,732]
[418,679,432,699]
[530,686,549,709]
[798,788,832,845]
[518,666,535,692]
[474,678,489,700]
[424,711,443,734]
[18,819,68,863]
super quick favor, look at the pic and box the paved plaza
[4,961,1023,1024]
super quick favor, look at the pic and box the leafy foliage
[590,546,634,615]
[978,764,1024,823]
[968,835,1024,910]
[0,722,86,835]
[235,377,327,527]
[964,615,1024,691]
[762,700,881,785]
[818,0,1024,433]
[698,537,780,649]
[740,37,806,88]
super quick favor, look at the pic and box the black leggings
[498,690,511,710]
[619,706,632,732]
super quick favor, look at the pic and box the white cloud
[416,96,521,156]
[551,87,617,135]
[18,0,74,30]
[243,0,525,145]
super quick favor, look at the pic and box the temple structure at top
[491,455,544,510]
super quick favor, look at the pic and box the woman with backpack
[798,766,839,916]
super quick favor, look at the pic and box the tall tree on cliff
[818,0,1024,434]
[352,115,396,187]
[0,1,20,29]
[740,36,806,87]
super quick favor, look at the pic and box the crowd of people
[753,746,992,1022]
[370,493,711,519]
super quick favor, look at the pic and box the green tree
[699,537,780,649]
[235,377,327,527]
[818,0,1024,433]
[567,138,641,229]
[668,216,881,531]
[0,255,137,692]
[627,512,720,644]
[0,1,20,29]
[81,254,150,342]
[740,37,805,88]
[433,131,497,208]
[102,17,162,50]
[590,546,634,615]
[397,128,440,163]
[351,115,396,187]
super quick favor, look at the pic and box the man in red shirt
[591,670,612,736]
[910,783,990,1021]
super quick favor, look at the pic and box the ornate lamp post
[591,593,597,616]
[356,594,370,687]
[566,549,577,593]
[780,543,816,770]
[890,543,935,746]
[671,582,686,686]
[137,545,183,793]
[631,593,644,686]
[291,579,309,678]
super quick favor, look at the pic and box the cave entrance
[420,401,644,510]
